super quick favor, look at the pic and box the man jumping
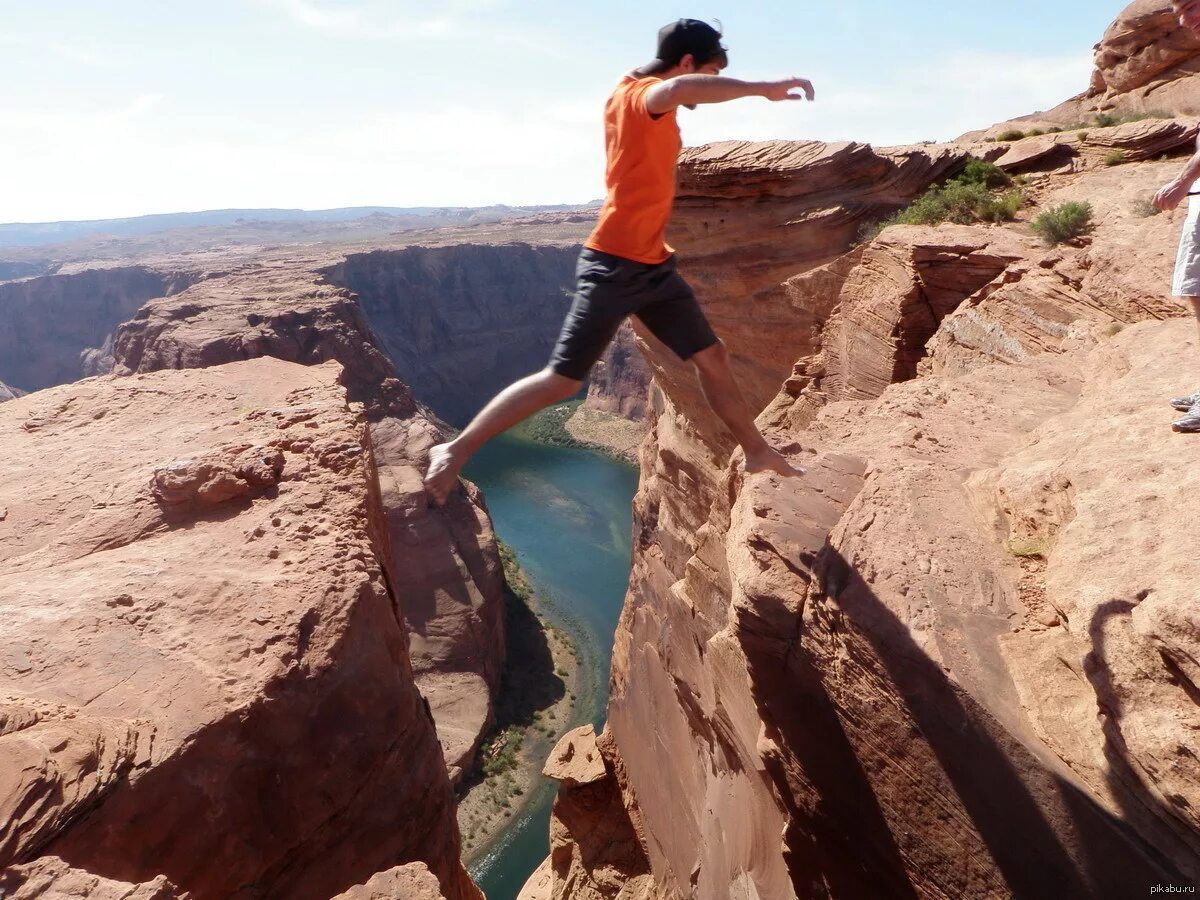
[425,19,811,504]
[1157,0,1200,432]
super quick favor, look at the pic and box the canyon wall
[527,12,1200,896]
[0,359,478,899]
[111,261,507,784]
[0,267,203,393]
[322,244,579,425]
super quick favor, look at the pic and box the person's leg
[690,341,803,476]
[423,248,630,505]
[423,369,581,504]
[633,260,802,477]
[1172,298,1200,431]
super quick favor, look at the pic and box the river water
[463,431,638,900]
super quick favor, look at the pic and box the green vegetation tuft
[1094,113,1118,128]
[956,159,1012,189]
[997,128,1026,142]
[858,160,1024,243]
[1103,149,1128,167]
[1030,201,1094,245]
[480,726,524,777]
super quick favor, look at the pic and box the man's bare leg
[424,368,582,505]
[690,341,803,477]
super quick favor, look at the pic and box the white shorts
[1173,197,1200,298]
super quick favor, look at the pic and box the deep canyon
[3,2,1200,899]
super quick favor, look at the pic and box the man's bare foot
[743,443,805,478]
[424,441,464,506]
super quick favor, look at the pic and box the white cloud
[0,47,1097,223]
[0,34,110,68]
[256,0,500,40]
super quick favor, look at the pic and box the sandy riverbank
[457,544,585,863]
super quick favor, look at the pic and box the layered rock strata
[112,264,506,782]
[542,91,1200,896]
[0,266,202,393]
[963,1,1200,134]
[0,359,480,899]
[322,244,579,425]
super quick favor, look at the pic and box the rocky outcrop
[543,66,1200,893]
[1079,0,1200,116]
[583,324,652,422]
[331,862,447,900]
[0,857,188,899]
[517,726,653,900]
[963,1,1200,138]
[0,360,480,899]
[112,264,506,783]
[0,267,202,393]
[321,244,579,425]
[0,380,22,402]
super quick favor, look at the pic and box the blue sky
[1,1,1116,222]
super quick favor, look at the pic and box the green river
[462,431,639,900]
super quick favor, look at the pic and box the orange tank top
[585,75,681,265]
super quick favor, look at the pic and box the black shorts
[548,248,719,381]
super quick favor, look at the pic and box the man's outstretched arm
[645,75,814,115]
[1155,133,1200,211]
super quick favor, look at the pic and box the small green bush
[1103,149,1128,166]
[1094,113,1118,127]
[957,159,1012,189]
[1026,128,1046,137]
[858,160,1025,242]
[1077,131,1089,143]
[997,128,1026,142]
[1030,201,1094,245]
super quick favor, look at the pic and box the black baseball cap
[654,18,727,65]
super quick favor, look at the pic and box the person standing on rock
[424,19,811,504]
[1157,0,1200,432]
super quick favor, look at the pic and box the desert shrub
[1030,201,1094,245]
[1094,113,1118,127]
[1077,131,1089,143]
[1048,126,1063,133]
[894,182,1024,226]
[1131,197,1161,218]
[481,726,523,777]
[1104,149,1128,166]
[857,161,1025,242]
[997,128,1026,142]
[1026,128,1046,137]
[956,159,1012,189]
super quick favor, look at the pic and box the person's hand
[761,77,814,102]
[1154,179,1192,211]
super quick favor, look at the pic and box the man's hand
[760,77,815,102]
[1155,179,1192,212]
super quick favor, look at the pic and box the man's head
[641,19,728,77]
[1176,0,1200,34]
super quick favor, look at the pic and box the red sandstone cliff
[524,4,1200,897]
[0,360,480,899]
[111,262,507,784]
[0,267,204,394]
